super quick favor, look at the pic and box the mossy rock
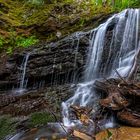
[0,115,17,140]
[28,111,55,128]
[0,112,56,139]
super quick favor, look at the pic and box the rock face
[0,32,90,91]
[0,84,73,116]
[0,18,134,118]
[0,18,116,92]
[0,32,90,118]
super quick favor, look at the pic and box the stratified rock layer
[0,33,89,91]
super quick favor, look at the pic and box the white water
[62,9,140,127]
[15,53,30,93]
[20,53,30,89]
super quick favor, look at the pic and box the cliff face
[0,12,139,119]
[0,33,89,91]
[0,5,116,131]
[0,17,114,120]
[0,33,89,122]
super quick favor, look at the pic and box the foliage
[29,112,55,128]
[0,0,139,54]
[6,47,13,55]
[16,36,39,48]
[107,129,113,139]
[0,36,4,49]
[0,116,16,140]
[27,0,44,6]
[95,0,140,10]
[0,32,39,54]
[103,129,113,140]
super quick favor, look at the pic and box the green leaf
[107,129,112,139]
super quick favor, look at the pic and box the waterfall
[16,53,30,93]
[62,9,140,127]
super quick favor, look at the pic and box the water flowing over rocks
[0,31,92,122]
[62,9,140,130]
[0,8,140,140]
[0,33,89,91]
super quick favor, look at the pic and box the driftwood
[73,130,94,140]
[117,109,140,127]
[66,76,140,137]
[69,105,96,139]
[100,89,130,110]
[70,105,93,125]
[95,77,140,127]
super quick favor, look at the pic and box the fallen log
[73,130,95,140]
[70,105,93,125]
[95,78,140,127]
[117,109,140,127]
[100,90,130,110]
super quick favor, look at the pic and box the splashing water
[62,9,140,128]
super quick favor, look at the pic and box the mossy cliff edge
[0,0,114,54]
[0,0,139,54]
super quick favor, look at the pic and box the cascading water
[16,53,30,93]
[62,9,140,128]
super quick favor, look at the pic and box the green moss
[6,47,13,55]
[0,0,114,54]
[0,36,4,49]
[29,112,55,128]
[16,36,39,48]
[27,0,44,6]
[0,33,39,54]
[0,116,16,140]
[0,0,138,54]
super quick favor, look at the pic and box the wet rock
[0,94,18,108]
[0,84,73,117]
[96,127,140,140]
[0,33,89,91]
[0,96,47,116]
[95,78,140,127]
[117,110,140,127]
